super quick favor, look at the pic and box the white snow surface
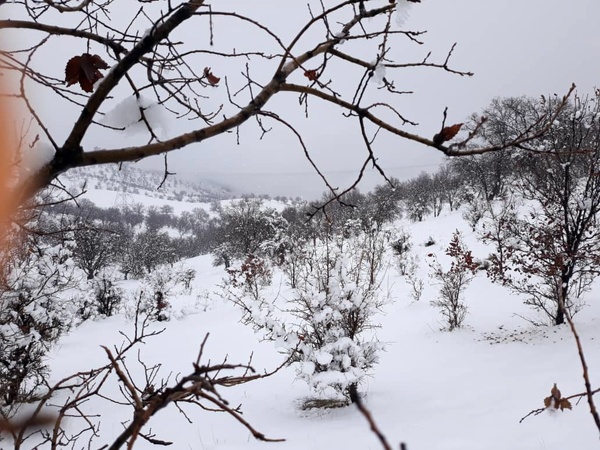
[101,95,168,136]
[41,196,600,450]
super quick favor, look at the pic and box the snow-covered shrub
[211,198,286,265]
[125,264,196,322]
[279,230,310,289]
[0,236,78,408]
[405,256,424,302]
[93,276,123,317]
[222,255,272,324]
[177,267,197,293]
[212,242,234,268]
[72,218,117,280]
[462,197,486,231]
[472,92,600,326]
[146,263,196,297]
[391,228,412,275]
[290,235,388,401]
[74,268,125,321]
[428,231,478,331]
[124,287,170,322]
[226,224,390,404]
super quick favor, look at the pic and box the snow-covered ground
[44,202,600,450]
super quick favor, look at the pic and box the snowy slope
[58,164,232,205]
[43,202,600,450]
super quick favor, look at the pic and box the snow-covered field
[44,201,600,450]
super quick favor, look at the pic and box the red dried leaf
[304,69,319,81]
[65,56,82,87]
[440,123,463,142]
[78,72,95,93]
[64,53,109,93]
[433,123,464,146]
[90,54,109,70]
[204,67,220,86]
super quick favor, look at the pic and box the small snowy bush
[405,256,424,302]
[225,223,390,404]
[391,228,412,275]
[428,231,478,331]
[124,263,196,322]
[93,276,124,317]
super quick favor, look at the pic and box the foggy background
[150,0,600,198]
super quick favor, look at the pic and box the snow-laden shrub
[462,197,487,231]
[224,223,390,404]
[224,255,272,322]
[0,238,78,408]
[124,263,196,322]
[75,268,125,321]
[93,276,124,317]
[404,255,424,302]
[391,228,412,275]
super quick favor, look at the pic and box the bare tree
[481,93,600,325]
[72,219,115,279]
[0,0,573,206]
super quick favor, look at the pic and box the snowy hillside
[59,164,232,204]
[33,196,600,450]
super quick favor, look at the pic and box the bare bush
[428,231,478,331]
[0,315,283,449]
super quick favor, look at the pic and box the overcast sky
[159,0,600,198]
[9,0,600,199]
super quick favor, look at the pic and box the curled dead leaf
[433,123,464,146]
[559,398,572,411]
[303,69,319,82]
[544,383,572,412]
[204,67,220,86]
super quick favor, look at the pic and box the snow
[22,194,600,449]
[371,60,387,85]
[19,140,55,175]
[80,187,212,215]
[395,0,413,28]
[101,95,168,136]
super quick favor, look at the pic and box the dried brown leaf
[559,398,572,411]
[441,123,463,142]
[433,123,463,146]
[204,67,220,86]
[304,69,319,82]
[64,53,109,93]
[65,55,82,87]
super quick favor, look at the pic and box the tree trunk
[556,266,571,326]
[347,382,359,404]
[555,302,565,325]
